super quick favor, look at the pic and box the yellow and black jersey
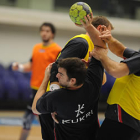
[106,48,140,132]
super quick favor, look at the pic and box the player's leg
[19,89,37,140]
[19,129,30,140]
[39,114,54,140]
[97,118,139,140]
[19,108,35,140]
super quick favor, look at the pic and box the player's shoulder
[69,37,88,46]
[33,43,42,49]
[53,88,65,93]
[53,43,62,50]
[31,43,42,53]
[47,89,65,99]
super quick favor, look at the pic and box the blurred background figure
[12,22,61,140]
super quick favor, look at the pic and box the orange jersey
[30,43,61,89]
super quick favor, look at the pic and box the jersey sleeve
[123,48,139,58]
[30,58,32,62]
[86,57,104,90]
[50,37,88,83]
[121,49,140,75]
[57,37,88,60]
[36,91,55,114]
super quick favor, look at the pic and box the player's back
[50,80,100,140]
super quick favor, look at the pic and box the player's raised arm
[99,26,126,58]
[12,61,32,72]
[90,46,129,78]
[76,13,106,49]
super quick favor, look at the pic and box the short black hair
[39,22,56,35]
[58,57,87,86]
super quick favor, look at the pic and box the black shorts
[97,118,140,140]
[39,114,54,140]
[28,89,37,107]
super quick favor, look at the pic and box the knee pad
[23,109,35,130]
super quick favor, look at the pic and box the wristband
[50,84,60,91]
[18,64,24,72]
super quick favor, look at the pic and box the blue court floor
[0,111,104,126]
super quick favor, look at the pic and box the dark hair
[58,57,87,86]
[92,16,114,30]
[39,22,56,35]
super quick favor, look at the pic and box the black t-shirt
[37,57,104,140]
[106,48,140,132]
[121,48,140,76]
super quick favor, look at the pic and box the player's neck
[43,40,54,47]
[68,84,83,90]
[86,32,89,36]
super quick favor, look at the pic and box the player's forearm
[100,56,122,78]
[85,25,106,48]
[108,37,126,58]
[22,62,32,72]
[32,76,50,114]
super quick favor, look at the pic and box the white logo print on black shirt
[75,104,85,117]
[62,104,93,124]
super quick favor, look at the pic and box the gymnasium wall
[0,6,140,66]
[0,24,140,67]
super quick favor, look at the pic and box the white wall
[0,6,140,67]
[0,24,39,66]
[0,24,82,66]
[0,24,140,67]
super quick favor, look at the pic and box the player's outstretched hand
[75,12,93,29]
[12,62,19,71]
[91,46,108,61]
[45,63,53,78]
[99,25,113,44]
[51,112,59,124]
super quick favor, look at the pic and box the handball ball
[69,2,92,25]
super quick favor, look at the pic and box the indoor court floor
[0,111,41,140]
[0,111,104,140]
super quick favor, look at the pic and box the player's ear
[97,25,107,32]
[97,25,103,32]
[70,78,76,85]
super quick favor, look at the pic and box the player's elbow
[107,65,129,78]
[102,72,107,85]
[111,72,122,78]
[32,106,40,115]
[107,68,120,78]
[32,106,36,114]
